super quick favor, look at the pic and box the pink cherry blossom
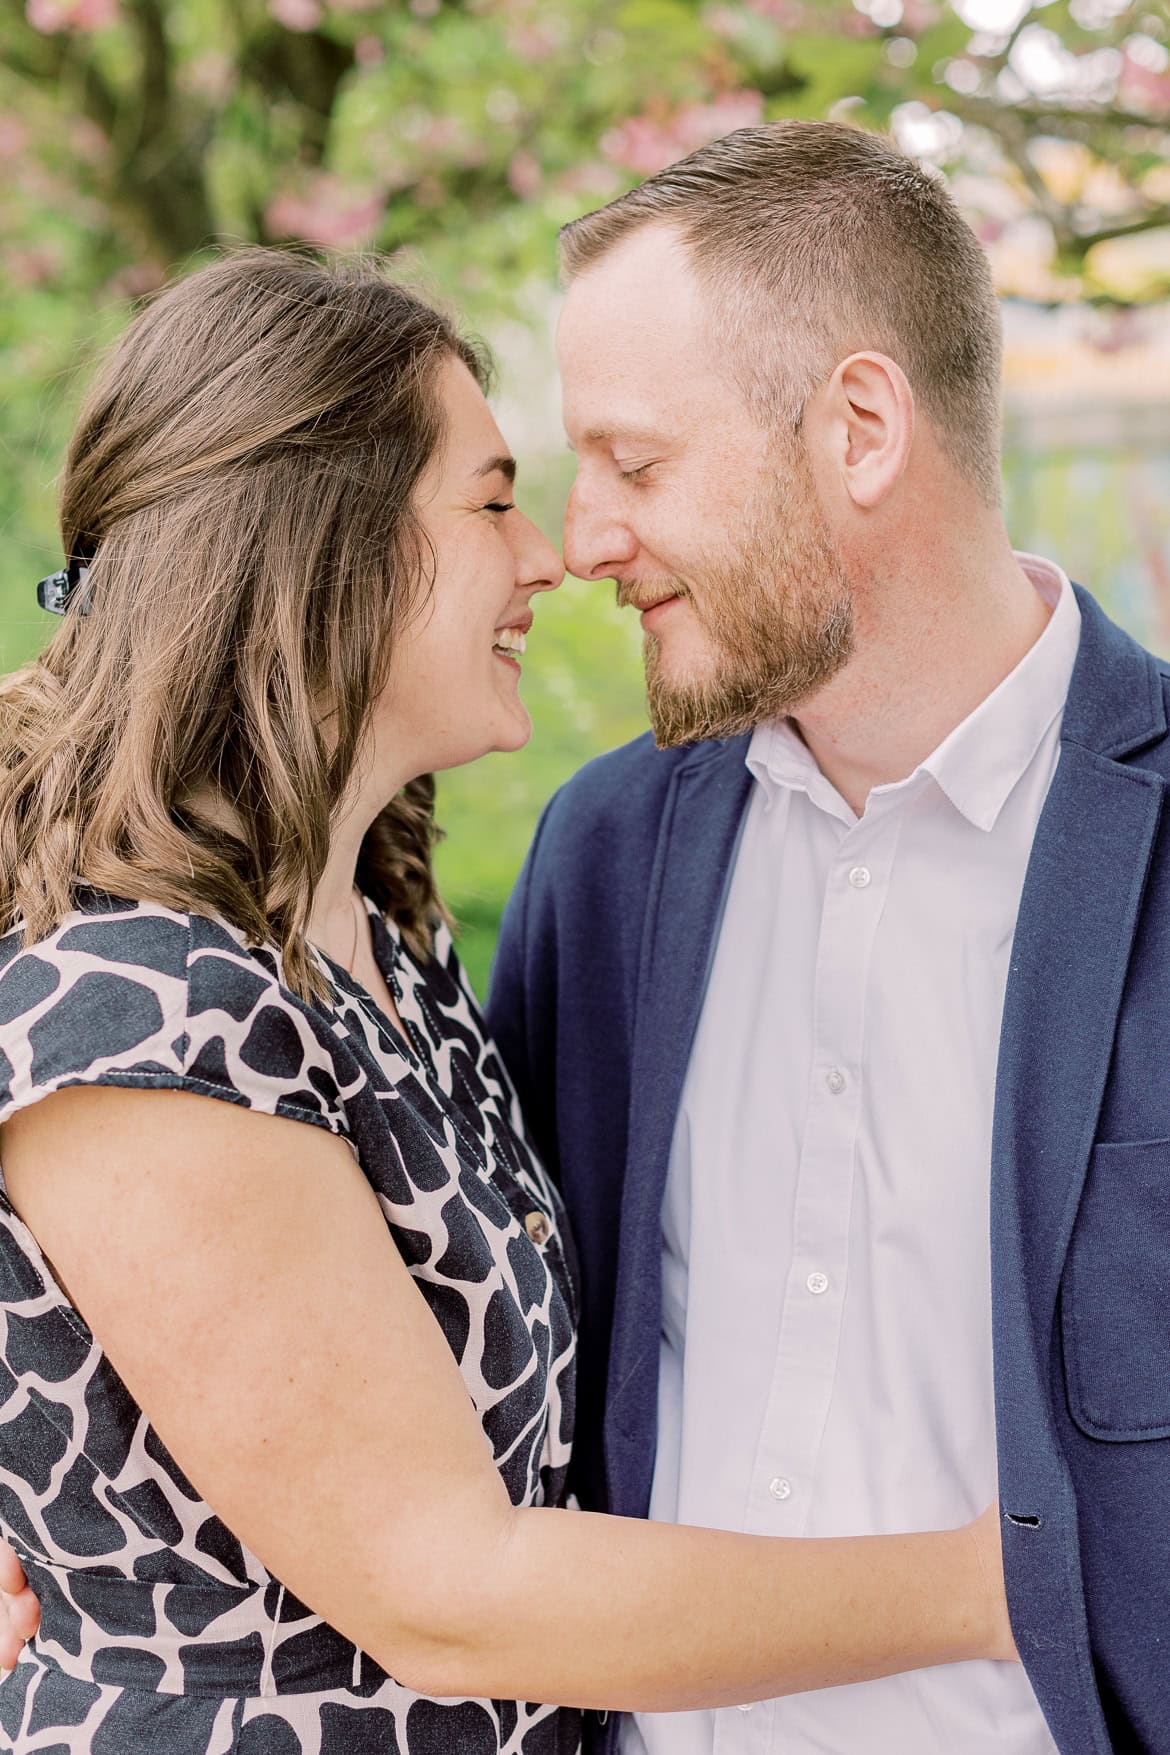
[899,0,939,31]
[265,174,385,248]
[0,117,29,161]
[744,0,812,25]
[505,21,563,61]
[5,243,62,287]
[602,90,765,177]
[68,116,110,159]
[707,6,745,38]
[180,52,236,102]
[420,115,466,153]
[105,260,167,300]
[26,0,117,32]
[507,150,542,200]
[1119,50,1170,119]
[267,0,322,31]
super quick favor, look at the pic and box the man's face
[557,224,854,745]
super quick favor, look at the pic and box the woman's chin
[429,709,533,773]
[491,705,533,755]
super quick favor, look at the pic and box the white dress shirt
[625,556,1080,1755]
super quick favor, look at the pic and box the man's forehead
[560,357,724,449]
[558,230,709,351]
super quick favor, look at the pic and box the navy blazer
[486,585,1170,1755]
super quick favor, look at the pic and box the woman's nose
[517,516,564,596]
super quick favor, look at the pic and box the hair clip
[36,561,91,617]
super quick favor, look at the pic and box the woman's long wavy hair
[0,248,488,999]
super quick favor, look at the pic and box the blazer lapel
[604,737,753,1516]
[991,585,1167,1749]
[994,587,1168,1419]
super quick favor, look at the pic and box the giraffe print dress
[0,891,581,1754]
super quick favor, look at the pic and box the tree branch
[1064,205,1170,259]
[125,0,172,150]
[239,22,354,166]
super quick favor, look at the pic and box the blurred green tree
[2,1,1168,311]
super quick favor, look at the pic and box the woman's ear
[817,352,915,512]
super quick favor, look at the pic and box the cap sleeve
[0,904,353,1151]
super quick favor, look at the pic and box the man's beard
[625,449,855,749]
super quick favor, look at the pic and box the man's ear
[817,352,914,511]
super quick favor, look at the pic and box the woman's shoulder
[0,894,355,1143]
[0,895,194,1073]
[0,892,295,1028]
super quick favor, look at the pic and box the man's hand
[0,1539,38,1670]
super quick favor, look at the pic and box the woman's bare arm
[0,1086,1012,1712]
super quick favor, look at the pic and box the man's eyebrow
[475,453,517,483]
[567,425,669,452]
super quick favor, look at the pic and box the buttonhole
[1004,1511,1042,1528]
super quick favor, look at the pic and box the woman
[0,250,1014,1754]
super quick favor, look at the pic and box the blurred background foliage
[3,0,1170,988]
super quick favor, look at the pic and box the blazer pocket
[1063,1138,1170,1441]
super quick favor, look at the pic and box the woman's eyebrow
[475,453,517,483]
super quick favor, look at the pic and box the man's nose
[563,481,638,582]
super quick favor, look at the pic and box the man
[487,121,1170,1754]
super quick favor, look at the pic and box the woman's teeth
[493,628,526,656]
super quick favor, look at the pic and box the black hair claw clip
[36,562,91,616]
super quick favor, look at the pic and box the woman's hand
[0,1538,38,1671]
[971,1502,1019,1664]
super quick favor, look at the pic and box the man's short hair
[559,121,1003,505]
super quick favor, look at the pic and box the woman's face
[372,357,564,783]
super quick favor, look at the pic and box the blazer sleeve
[485,796,561,1183]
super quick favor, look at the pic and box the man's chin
[646,679,761,749]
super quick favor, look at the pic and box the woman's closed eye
[483,501,516,514]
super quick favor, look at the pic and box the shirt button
[769,1476,792,1501]
[848,865,871,888]
[524,1211,550,1245]
[736,1704,754,1714]
[826,1068,846,1095]
[806,1271,830,1295]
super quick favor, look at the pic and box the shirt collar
[746,553,1082,834]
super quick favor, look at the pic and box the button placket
[743,819,898,1536]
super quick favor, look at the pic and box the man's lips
[639,594,685,629]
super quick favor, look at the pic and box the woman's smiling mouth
[492,614,532,667]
